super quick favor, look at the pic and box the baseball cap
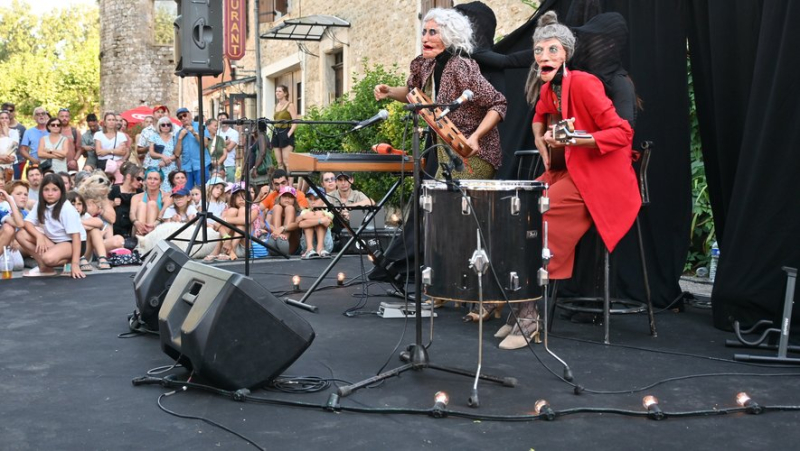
[206,176,226,186]
[176,107,190,116]
[336,172,352,179]
[171,185,191,197]
[154,105,169,113]
[306,187,320,197]
[279,186,297,197]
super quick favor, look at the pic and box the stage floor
[2,256,799,450]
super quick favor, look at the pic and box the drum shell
[423,180,544,303]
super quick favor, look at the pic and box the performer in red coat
[497,11,640,350]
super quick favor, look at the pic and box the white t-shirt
[93,131,128,161]
[218,127,239,167]
[25,201,86,243]
[162,204,198,222]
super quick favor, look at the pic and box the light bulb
[642,395,659,409]
[534,399,555,421]
[642,395,665,421]
[430,391,449,418]
[292,275,301,291]
[337,272,345,286]
[736,392,763,414]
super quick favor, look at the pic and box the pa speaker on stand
[174,0,223,77]
[158,261,316,390]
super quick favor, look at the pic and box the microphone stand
[167,78,289,277]
[337,101,517,403]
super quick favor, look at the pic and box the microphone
[351,109,389,131]
[437,90,473,120]
[443,145,464,172]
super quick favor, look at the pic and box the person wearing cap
[160,184,196,223]
[268,185,301,255]
[174,107,210,190]
[297,187,334,258]
[328,172,373,223]
[259,169,309,211]
[204,176,228,228]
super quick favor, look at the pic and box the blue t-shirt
[176,121,211,172]
[0,201,28,225]
[21,127,48,160]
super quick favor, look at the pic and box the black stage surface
[3,256,800,450]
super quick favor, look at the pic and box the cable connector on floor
[233,388,251,402]
[325,393,341,412]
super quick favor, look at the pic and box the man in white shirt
[216,112,239,182]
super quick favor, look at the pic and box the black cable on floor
[157,390,266,451]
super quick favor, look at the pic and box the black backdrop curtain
[494,0,691,308]
[687,0,800,329]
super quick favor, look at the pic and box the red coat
[534,70,640,252]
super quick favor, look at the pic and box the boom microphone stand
[167,76,288,276]
[337,100,516,402]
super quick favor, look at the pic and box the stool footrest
[557,297,648,315]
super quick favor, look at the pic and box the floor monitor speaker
[158,261,315,389]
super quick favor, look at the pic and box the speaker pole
[166,77,289,271]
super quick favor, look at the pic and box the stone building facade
[255,0,536,117]
[99,0,181,114]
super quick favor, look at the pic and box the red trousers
[539,170,593,280]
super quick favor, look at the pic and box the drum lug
[421,267,432,286]
[511,194,521,216]
[537,267,549,287]
[421,193,433,213]
[508,272,521,292]
[461,197,471,215]
[538,195,550,213]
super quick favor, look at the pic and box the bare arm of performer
[464,110,502,157]
[373,84,410,103]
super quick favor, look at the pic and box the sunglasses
[135,176,144,182]
[58,108,70,113]
[178,113,189,119]
[160,123,172,127]
[48,123,61,128]
[323,177,335,182]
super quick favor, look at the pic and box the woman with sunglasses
[144,116,179,193]
[37,117,71,174]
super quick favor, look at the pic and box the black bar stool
[547,141,657,344]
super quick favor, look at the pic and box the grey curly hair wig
[525,11,576,106]
[423,8,474,56]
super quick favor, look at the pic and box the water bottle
[709,241,720,283]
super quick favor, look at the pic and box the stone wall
[99,0,179,114]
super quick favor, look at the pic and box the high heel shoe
[498,318,541,350]
[494,324,514,339]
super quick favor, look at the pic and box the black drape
[494,0,691,308]
[687,0,800,329]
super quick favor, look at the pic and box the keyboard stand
[288,175,407,308]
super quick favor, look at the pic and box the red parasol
[120,106,182,127]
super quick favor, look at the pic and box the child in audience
[161,185,196,223]
[205,177,228,230]
[269,186,301,256]
[66,191,111,270]
[190,185,203,211]
[205,186,246,261]
[298,188,334,259]
[16,174,86,278]
[0,181,30,269]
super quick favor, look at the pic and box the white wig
[423,8,474,56]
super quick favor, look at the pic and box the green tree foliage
[0,0,100,126]
[686,57,715,273]
[154,1,176,45]
[295,60,413,204]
